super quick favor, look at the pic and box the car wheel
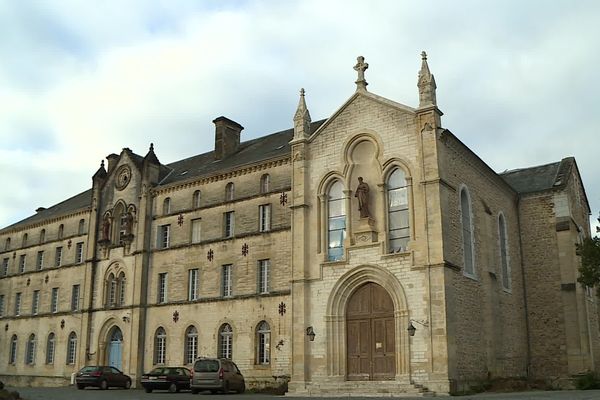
[124,379,131,389]
[100,380,108,390]
[210,390,218,394]
[144,387,152,393]
[77,384,85,390]
[191,388,200,394]
[168,383,177,393]
[237,383,245,394]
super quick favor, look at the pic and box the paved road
[5,386,600,400]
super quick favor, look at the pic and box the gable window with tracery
[387,168,410,253]
[327,180,346,261]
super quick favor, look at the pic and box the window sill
[463,272,478,281]
[381,250,411,259]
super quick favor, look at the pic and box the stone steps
[289,381,436,397]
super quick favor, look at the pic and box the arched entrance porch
[326,265,410,381]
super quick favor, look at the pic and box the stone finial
[418,50,437,108]
[354,56,369,91]
[144,142,160,165]
[293,88,311,140]
[93,159,107,181]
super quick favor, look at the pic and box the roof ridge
[500,160,561,175]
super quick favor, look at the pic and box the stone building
[0,54,597,395]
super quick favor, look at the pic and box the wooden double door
[346,282,396,380]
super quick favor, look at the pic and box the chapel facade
[0,54,598,395]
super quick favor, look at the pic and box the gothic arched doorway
[107,327,123,370]
[346,282,395,380]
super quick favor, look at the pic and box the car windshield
[194,360,219,372]
[79,366,99,373]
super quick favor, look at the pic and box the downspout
[85,202,100,365]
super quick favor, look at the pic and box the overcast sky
[1,0,599,233]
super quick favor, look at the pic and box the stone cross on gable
[354,56,368,90]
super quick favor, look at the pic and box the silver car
[190,358,245,394]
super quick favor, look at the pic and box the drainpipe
[516,196,532,378]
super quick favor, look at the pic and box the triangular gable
[308,90,416,143]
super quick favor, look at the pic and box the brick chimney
[213,116,244,161]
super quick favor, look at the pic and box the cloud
[0,0,599,232]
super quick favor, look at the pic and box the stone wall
[0,210,91,382]
[438,133,528,390]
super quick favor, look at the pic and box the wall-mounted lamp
[306,326,316,341]
[407,319,429,337]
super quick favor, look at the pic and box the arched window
[26,334,36,365]
[256,321,270,365]
[184,326,198,365]
[40,229,45,244]
[22,233,28,248]
[118,272,126,306]
[154,327,167,364]
[106,273,116,307]
[5,237,11,251]
[78,219,85,235]
[218,324,233,359]
[193,190,201,208]
[460,187,475,277]
[260,174,270,194]
[498,213,510,290]
[66,332,77,365]
[9,335,17,364]
[163,198,171,215]
[58,224,64,240]
[327,181,346,261]
[46,333,56,364]
[225,183,234,201]
[387,168,409,252]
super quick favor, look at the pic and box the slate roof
[160,119,326,187]
[0,120,326,233]
[500,157,572,194]
[0,189,93,233]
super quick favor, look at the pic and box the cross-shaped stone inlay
[353,56,369,90]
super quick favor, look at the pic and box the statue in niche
[123,211,134,236]
[355,177,371,218]
[101,215,111,241]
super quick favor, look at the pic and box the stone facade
[0,54,597,395]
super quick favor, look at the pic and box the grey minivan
[190,358,245,394]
